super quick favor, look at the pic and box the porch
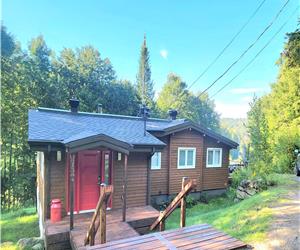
[45,205,159,250]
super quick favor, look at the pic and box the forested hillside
[220,118,249,162]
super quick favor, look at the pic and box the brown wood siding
[49,151,67,216]
[169,130,204,194]
[203,137,230,190]
[150,136,169,195]
[112,152,148,209]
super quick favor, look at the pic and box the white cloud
[229,87,264,94]
[160,49,168,59]
[215,101,250,119]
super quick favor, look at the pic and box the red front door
[72,150,113,212]
[78,151,101,211]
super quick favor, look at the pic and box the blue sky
[3,0,299,118]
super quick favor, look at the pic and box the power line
[210,7,299,98]
[197,0,291,98]
[188,0,267,91]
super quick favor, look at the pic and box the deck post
[122,154,128,222]
[180,177,188,228]
[159,211,165,231]
[69,153,75,230]
[99,195,107,244]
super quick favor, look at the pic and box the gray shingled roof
[28,108,173,147]
[28,107,238,149]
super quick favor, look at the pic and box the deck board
[87,224,248,250]
[45,206,159,250]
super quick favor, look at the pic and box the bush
[231,165,282,191]
[186,195,198,208]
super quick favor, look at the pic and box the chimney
[97,104,103,114]
[168,109,178,120]
[69,98,79,113]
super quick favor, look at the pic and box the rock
[17,237,44,250]
[245,188,257,196]
[236,189,247,199]
[32,242,44,250]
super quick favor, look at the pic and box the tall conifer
[136,35,154,108]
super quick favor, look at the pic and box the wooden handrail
[150,178,196,231]
[84,185,113,246]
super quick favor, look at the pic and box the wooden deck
[85,224,248,250]
[45,206,159,250]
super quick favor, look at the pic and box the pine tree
[136,35,154,108]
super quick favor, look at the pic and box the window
[151,152,161,170]
[206,148,222,167]
[178,147,196,169]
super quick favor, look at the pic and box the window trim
[206,148,222,168]
[177,147,196,169]
[151,152,161,170]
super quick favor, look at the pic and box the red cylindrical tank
[50,199,62,223]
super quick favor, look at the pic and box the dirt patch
[252,177,300,250]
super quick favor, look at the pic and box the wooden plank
[180,177,187,228]
[150,179,196,230]
[84,186,113,246]
[85,223,247,250]
[99,197,107,244]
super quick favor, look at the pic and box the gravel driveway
[252,176,300,250]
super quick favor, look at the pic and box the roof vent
[168,109,178,120]
[69,98,79,113]
[97,104,103,114]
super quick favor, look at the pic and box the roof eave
[160,121,239,148]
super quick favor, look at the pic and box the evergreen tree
[136,35,154,108]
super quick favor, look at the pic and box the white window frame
[177,147,196,169]
[206,148,222,168]
[151,152,161,170]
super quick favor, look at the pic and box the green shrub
[231,166,283,191]
[186,195,198,208]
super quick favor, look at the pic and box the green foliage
[231,166,291,191]
[136,36,154,108]
[247,27,300,173]
[157,73,220,130]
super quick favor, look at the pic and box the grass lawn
[166,174,296,244]
[1,207,39,250]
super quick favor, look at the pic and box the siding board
[203,137,230,190]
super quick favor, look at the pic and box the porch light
[57,151,62,161]
[118,152,122,161]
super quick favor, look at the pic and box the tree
[247,96,270,166]
[157,73,220,130]
[136,35,154,108]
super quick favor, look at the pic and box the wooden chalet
[28,99,242,249]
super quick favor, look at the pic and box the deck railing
[84,185,113,246]
[150,177,197,231]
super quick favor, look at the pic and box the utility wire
[197,0,291,98]
[188,0,267,91]
[210,7,299,98]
